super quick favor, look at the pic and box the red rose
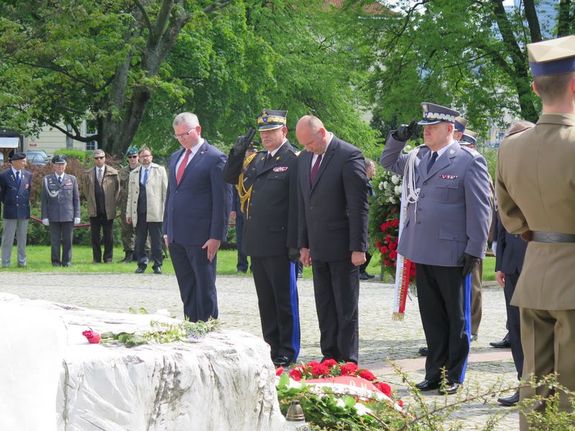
[358,369,376,381]
[398,399,404,407]
[375,382,392,397]
[322,358,338,368]
[275,367,284,376]
[340,362,358,376]
[289,368,302,381]
[82,329,101,344]
[389,250,397,259]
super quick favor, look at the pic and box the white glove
[42,218,49,226]
[491,241,497,256]
[74,217,81,225]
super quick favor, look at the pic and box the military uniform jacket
[118,165,137,216]
[81,165,120,219]
[41,173,80,222]
[297,136,369,261]
[381,136,491,267]
[496,113,575,310]
[0,168,32,219]
[223,141,298,257]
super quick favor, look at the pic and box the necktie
[310,154,323,186]
[97,168,103,183]
[427,151,438,172]
[58,176,62,184]
[142,168,149,185]
[265,153,272,165]
[15,171,20,186]
[176,149,191,185]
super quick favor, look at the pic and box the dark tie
[427,151,438,172]
[15,171,20,186]
[264,153,273,166]
[58,176,62,184]
[310,154,323,186]
[176,149,191,185]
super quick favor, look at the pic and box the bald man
[296,115,369,364]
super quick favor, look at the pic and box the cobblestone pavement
[0,272,519,430]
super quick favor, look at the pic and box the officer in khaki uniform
[496,35,575,430]
[118,147,140,262]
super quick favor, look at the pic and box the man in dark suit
[41,155,81,267]
[164,112,230,322]
[296,114,369,364]
[381,103,491,395]
[0,152,32,267]
[224,110,300,367]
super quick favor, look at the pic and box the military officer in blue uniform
[41,155,81,266]
[381,102,491,394]
[0,152,32,267]
[223,110,300,367]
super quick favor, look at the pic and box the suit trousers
[470,259,483,335]
[519,308,575,431]
[235,213,249,272]
[416,263,471,384]
[134,215,163,269]
[1,218,29,266]
[312,258,359,363]
[50,221,73,265]
[169,242,218,322]
[90,216,114,262]
[504,272,523,380]
[251,256,300,361]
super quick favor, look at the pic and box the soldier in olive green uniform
[496,35,575,430]
[118,147,140,262]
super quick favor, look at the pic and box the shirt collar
[268,139,287,158]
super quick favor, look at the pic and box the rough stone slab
[0,294,284,431]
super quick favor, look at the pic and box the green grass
[0,245,496,282]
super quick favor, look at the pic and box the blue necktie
[58,176,62,184]
[15,171,20,186]
[142,168,149,185]
[427,152,438,172]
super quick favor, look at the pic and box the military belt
[531,231,575,243]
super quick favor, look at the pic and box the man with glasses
[164,112,230,322]
[81,149,120,263]
[118,147,140,262]
[126,147,167,274]
[0,152,32,267]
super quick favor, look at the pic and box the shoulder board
[461,146,479,157]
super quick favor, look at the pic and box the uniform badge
[273,166,288,172]
[440,174,458,180]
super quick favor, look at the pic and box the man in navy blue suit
[164,112,231,322]
[0,152,32,267]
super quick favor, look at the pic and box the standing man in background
[0,152,32,268]
[41,155,81,267]
[296,114,369,364]
[496,36,575,428]
[118,146,140,263]
[164,112,230,322]
[127,147,167,274]
[224,110,300,367]
[81,149,120,263]
[381,103,491,395]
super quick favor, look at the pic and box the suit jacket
[381,136,491,266]
[126,163,167,225]
[0,168,32,219]
[41,173,80,222]
[163,141,230,246]
[81,165,120,219]
[297,135,369,261]
[223,141,298,257]
[496,113,575,310]
[494,212,527,274]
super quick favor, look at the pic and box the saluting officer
[0,152,32,267]
[41,155,81,267]
[223,110,300,367]
[381,102,491,395]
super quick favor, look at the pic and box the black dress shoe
[418,346,428,356]
[62,262,71,267]
[359,272,369,280]
[272,355,292,367]
[438,382,459,395]
[415,379,440,391]
[153,266,162,274]
[497,390,519,406]
[135,266,146,274]
[490,333,511,349]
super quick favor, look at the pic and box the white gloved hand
[42,218,49,226]
[74,217,81,225]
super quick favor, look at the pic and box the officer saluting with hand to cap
[41,155,81,267]
[381,102,491,395]
[496,35,575,429]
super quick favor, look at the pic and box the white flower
[394,185,402,196]
[383,181,388,189]
[378,181,385,190]
[391,175,400,185]
[388,196,396,204]
[354,403,372,416]
[335,398,346,408]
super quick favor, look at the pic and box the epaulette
[461,145,480,157]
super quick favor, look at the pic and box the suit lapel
[256,143,291,177]
[310,139,337,193]
[423,142,458,182]
[175,142,207,186]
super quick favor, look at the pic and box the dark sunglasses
[128,155,138,159]
[94,156,105,160]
